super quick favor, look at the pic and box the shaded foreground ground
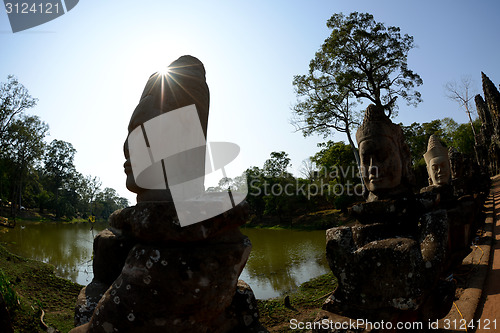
[257,273,337,332]
[0,236,337,333]
[476,175,500,332]
[0,244,81,332]
[1,176,499,332]
[261,176,500,332]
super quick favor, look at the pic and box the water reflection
[240,228,329,299]
[0,222,329,300]
[0,221,106,285]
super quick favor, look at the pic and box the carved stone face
[124,92,159,195]
[359,137,402,193]
[428,155,451,185]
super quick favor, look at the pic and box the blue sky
[1,0,499,204]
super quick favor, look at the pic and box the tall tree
[445,76,479,163]
[44,139,77,189]
[0,75,38,149]
[263,151,291,178]
[292,12,422,166]
[299,158,316,181]
[445,76,477,137]
[311,141,356,185]
[77,175,102,217]
[94,187,129,219]
[43,139,77,218]
[4,115,48,211]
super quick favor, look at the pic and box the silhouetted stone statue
[321,105,454,326]
[124,55,209,202]
[70,56,265,333]
[421,139,487,274]
[475,72,500,176]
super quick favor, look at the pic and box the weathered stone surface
[84,229,251,333]
[419,183,455,207]
[109,199,249,242]
[210,280,268,333]
[74,281,109,327]
[482,72,500,122]
[325,209,448,317]
[475,72,500,175]
[348,197,423,226]
[92,228,136,285]
[323,104,453,323]
[356,105,414,202]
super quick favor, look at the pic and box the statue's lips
[369,175,384,183]
[435,174,447,182]
[124,160,132,174]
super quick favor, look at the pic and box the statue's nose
[369,158,378,174]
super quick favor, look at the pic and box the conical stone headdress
[423,135,448,165]
[356,105,404,145]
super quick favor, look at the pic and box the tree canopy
[0,75,38,149]
[292,12,422,169]
[263,151,292,178]
[322,12,422,113]
[0,75,129,220]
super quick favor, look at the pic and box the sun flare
[157,67,170,76]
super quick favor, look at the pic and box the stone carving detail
[356,105,414,202]
[423,135,451,186]
[71,56,265,333]
[321,105,454,325]
[475,72,500,175]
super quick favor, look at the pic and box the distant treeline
[0,75,128,220]
[209,117,478,222]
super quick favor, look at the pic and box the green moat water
[0,221,329,299]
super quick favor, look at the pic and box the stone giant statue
[424,135,451,186]
[356,105,414,201]
[322,105,454,325]
[124,55,210,202]
[70,56,264,333]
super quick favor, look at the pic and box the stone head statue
[424,135,451,186]
[124,55,210,202]
[356,105,414,201]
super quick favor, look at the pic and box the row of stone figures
[316,105,489,331]
[475,72,500,177]
[69,54,489,332]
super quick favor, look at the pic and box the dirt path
[476,175,500,332]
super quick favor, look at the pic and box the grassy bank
[0,244,81,332]
[0,239,337,332]
[258,272,337,332]
[0,206,104,224]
